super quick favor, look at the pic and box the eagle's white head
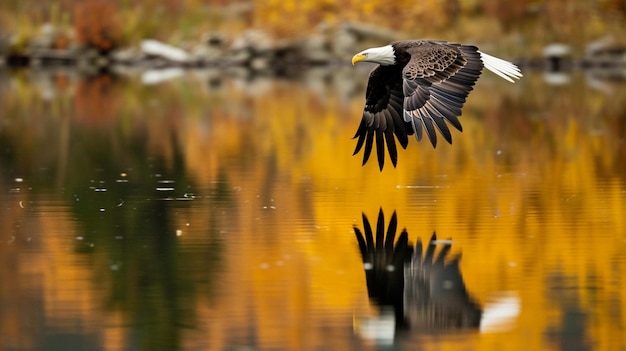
[352,45,396,66]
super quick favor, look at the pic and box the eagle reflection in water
[353,209,481,341]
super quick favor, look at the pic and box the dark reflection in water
[353,209,483,346]
[1,66,626,350]
[544,273,592,351]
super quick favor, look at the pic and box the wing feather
[375,130,385,170]
[397,41,484,146]
[362,127,375,166]
[352,118,367,155]
[352,65,413,170]
[353,40,520,169]
[419,111,438,147]
[424,103,452,143]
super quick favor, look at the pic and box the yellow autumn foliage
[1,0,625,54]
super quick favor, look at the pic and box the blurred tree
[483,0,530,31]
[74,0,122,53]
[0,0,624,56]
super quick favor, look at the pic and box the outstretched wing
[400,41,484,147]
[353,65,413,171]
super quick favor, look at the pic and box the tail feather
[478,51,523,83]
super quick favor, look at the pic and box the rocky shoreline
[0,23,401,71]
[2,23,625,74]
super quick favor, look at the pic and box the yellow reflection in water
[177,69,626,351]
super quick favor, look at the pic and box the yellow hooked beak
[351,52,367,65]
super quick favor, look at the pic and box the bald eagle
[351,40,522,170]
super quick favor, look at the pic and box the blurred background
[1,1,626,351]
[1,0,626,65]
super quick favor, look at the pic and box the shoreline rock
[2,25,626,73]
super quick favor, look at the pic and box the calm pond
[1,65,625,351]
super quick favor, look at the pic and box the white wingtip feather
[478,51,523,83]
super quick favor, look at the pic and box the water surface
[1,66,625,351]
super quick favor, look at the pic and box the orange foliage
[74,75,121,125]
[252,0,460,37]
[73,0,121,53]
[482,0,530,31]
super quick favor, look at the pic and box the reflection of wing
[354,209,482,333]
[354,209,413,319]
[404,233,482,330]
